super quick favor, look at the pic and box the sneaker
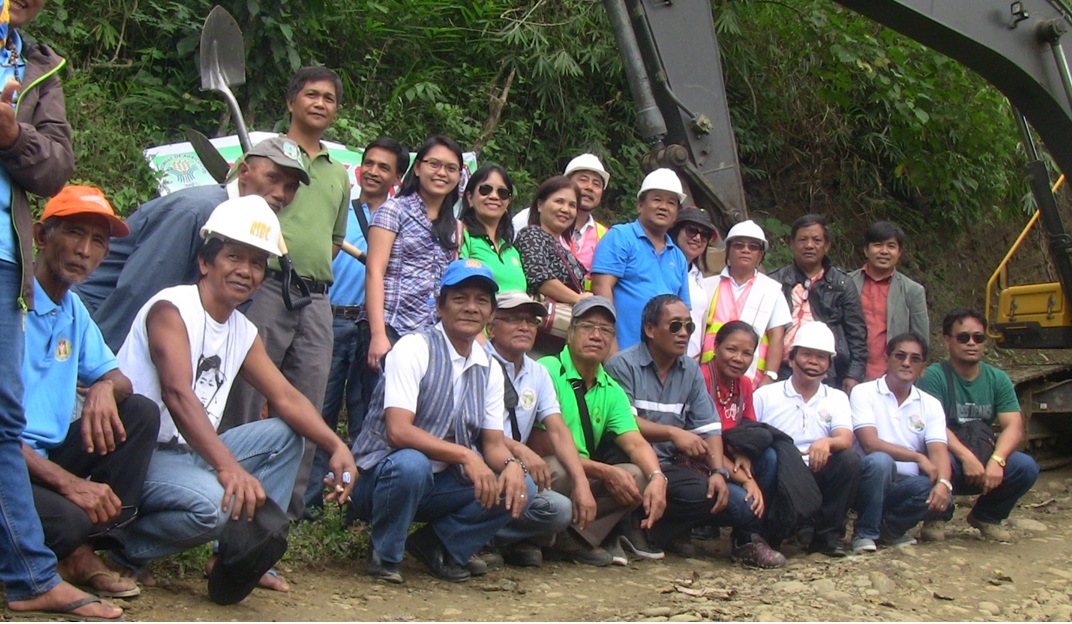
[880,533,918,548]
[851,536,877,553]
[602,536,628,566]
[731,535,786,569]
[920,519,946,542]
[666,532,697,559]
[618,524,665,560]
[547,530,612,567]
[967,514,1013,542]
[501,541,542,567]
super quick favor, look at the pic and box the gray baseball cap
[246,137,310,185]
[573,295,616,321]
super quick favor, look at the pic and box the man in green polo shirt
[221,66,351,533]
[537,296,667,566]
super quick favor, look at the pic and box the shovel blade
[199,6,246,91]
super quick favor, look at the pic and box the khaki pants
[545,456,649,546]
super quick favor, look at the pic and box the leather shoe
[808,541,847,558]
[405,526,471,582]
[366,550,403,584]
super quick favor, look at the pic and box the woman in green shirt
[459,165,527,292]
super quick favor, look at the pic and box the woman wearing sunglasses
[458,165,526,292]
[670,208,719,359]
[365,135,464,370]
[514,176,592,305]
[698,220,791,387]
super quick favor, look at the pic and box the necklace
[715,377,738,407]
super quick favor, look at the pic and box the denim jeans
[305,317,376,513]
[118,419,303,566]
[494,489,572,546]
[0,260,61,600]
[348,449,535,566]
[854,452,948,540]
[649,463,765,548]
[752,447,778,499]
[943,450,1039,524]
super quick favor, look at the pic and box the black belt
[265,269,329,295]
[332,304,364,319]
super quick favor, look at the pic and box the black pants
[809,449,861,549]
[649,463,764,548]
[32,394,159,559]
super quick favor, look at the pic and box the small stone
[869,571,896,593]
[443,608,463,617]
[668,613,701,622]
[979,601,1001,615]
[643,607,672,617]
[1051,605,1072,621]
[772,581,807,594]
[1009,518,1048,532]
[1046,568,1072,580]
[824,591,853,604]
[811,579,836,593]
[366,595,385,603]
[640,618,668,623]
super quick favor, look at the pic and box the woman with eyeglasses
[365,135,464,370]
[458,165,526,292]
[698,220,791,388]
[670,208,719,359]
[514,176,592,305]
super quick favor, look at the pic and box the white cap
[200,195,282,257]
[792,321,837,356]
[563,153,610,187]
[637,168,687,204]
[725,219,768,250]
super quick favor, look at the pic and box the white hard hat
[637,168,687,204]
[200,195,282,257]
[563,153,610,187]
[792,321,837,356]
[725,219,768,250]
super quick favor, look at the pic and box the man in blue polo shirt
[591,168,691,349]
[20,187,159,599]
[303,137,408,517]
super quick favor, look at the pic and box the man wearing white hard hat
[698,220,791,387]
[592,168,691,350]
[752,321,861,558]
[112,196,357,602]
[512,153,610,277]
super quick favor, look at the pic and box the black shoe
[502,541,543,567]
[366,550,403,584]
[405,526,471,582]
[807,541,847,558]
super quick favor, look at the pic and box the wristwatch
[765,370,778,381]
[938,478,953,494]
[711,467,730,480]
[990,454,1007,468]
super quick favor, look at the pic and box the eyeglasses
[574,320,616,336]
[668,319,697,335]
[891,351,924,364]
[730,240,763,252]
[477,184,512,200]
[683,225,712,241]
[954,332,986,345]
[421,158,461,175]
[496,315,540,327]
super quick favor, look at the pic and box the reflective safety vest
[579,220,608,292]
[699,276,771,384]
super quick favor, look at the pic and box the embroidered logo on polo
[817,407,832,424]
[908,413,925,432]
[520,387,537,410]
[55,338,72,362]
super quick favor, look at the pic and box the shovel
[185,128,229,183]
[198,5,311,310]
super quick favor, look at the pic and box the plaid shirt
[369,193,455,334]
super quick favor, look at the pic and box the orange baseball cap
[41,185,130,238]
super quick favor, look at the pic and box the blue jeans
[944,450,1039,524]
[854,452,948,540]
[0,260,61,600]
[118,419,302,566]
[494,489,572,545]
[348,449,535,565]
[751,447,778,499]
[305,317,376,513]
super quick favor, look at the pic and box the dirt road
[9,467,1072,622]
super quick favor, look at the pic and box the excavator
[603,0,1072,466]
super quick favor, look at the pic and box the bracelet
[938,478,953,494]
[504,457,528,475]
[648,469,669,483]
[990,454,1007,468]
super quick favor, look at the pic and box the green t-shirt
[917,361,1020,427]
[538,346,639,458]
[268,146,349,282]
[460,229,527,293]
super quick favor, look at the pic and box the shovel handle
[340,241,365,264]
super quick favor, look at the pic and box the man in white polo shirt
[849,331,952,553]
[752,321,861,557]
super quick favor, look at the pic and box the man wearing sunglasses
[605,294,785,567]
[916,308,1039,542]
[19,187,159,601]
[849,332,951,553]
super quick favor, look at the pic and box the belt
[265,269,329,295]
[332,304,364,319]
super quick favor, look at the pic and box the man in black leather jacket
[768,214,867,393]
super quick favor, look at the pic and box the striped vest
[352,327,488,471]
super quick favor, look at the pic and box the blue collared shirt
[22,279,117,454]
[591,220,691,349]
[329,201,371,306]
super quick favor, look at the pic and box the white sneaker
[852,536,877,553]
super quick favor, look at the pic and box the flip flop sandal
[78,570,141,598]
[7,595,125,621]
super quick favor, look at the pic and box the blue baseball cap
[440,259,499,294]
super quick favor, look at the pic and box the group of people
[0,5,1042,619]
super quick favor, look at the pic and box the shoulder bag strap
[352,199,371,239]
[496,358,522,442]
[562,362,597,453]
[941,360,957,424]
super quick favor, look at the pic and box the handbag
[537,236,585,339]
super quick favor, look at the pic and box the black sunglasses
[669,319,697,335]
[477,184,512,200]
[891,351,924,364]
[683,225,712,240]
[954,332,986,345]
